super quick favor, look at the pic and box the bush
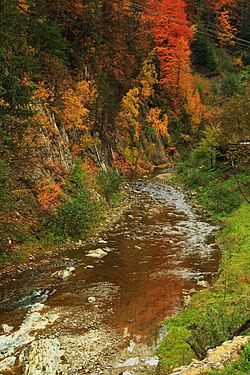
[96,168,121,204]
[221,73,242,98]
[146,126,156,138]
[63,160,87,195]
[0,161,31,252]
[56,188,99,240]
[187,299,250,360]
[185,169,213,189]
[207,182,242,214]
[191,34,216,71]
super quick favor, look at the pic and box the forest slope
[0,0,249,259]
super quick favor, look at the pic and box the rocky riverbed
[0,174,222,374]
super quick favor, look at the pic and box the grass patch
[175,162,249,218]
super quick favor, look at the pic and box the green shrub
[56,188,99,240]
[221,73,242,98]
[0,161,31,252]
[146,126,156,137]
[96,168,121,204]
[0,159,13,211]
[187,299,250,360]
[207,182,242,214]
[191,34,216,71]
[63,159,87,195]
[185,169,213,189]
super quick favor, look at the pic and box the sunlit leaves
[37,178,64,210]
[146,108,169,137]
[147,0,193,104]
[116,87,141,142]
[216,9,237,46]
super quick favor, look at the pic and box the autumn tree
[217,83,250,145]
[60,79,97,156]
[146,0,193,108]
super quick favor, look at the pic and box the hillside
[0,0,250,258]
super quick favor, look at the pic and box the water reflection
[0,178,220,347]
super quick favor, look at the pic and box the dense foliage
[0,0,249,255]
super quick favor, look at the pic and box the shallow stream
[0,174,221,374]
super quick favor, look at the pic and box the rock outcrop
[19,338,68,375]
[171,336,249,374]
[0,304,59,374]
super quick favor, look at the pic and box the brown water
[0,177,220,347]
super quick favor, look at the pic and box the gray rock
[197,280,209,288]
[113,357,140,368]
[0,356,16,372]
[2,324,14,334]
[0,307,58,361]
[98,239,108,244]
[86,249,107,259]
[88,297,96,303]
[103,247,113,253]
[54,266,76,279]
[19,338,67,375]
[144,356,159,366]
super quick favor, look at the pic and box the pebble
[98,239,108,244]
[86,249,107,259]
[88,297,96,303]
[197,280,209,288]
[2,324,14,334]
[189,288,197,294]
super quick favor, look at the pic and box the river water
[0,175,221,373]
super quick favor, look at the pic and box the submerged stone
[86,249,107,259]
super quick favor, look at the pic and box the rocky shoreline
[0,179,162,374]
[1,172,245,375]
[0,182,136,287]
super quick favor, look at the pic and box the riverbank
[0,181,135,286]
[157,167,250,374]
[0,172,221,375]
[0,168,248,374]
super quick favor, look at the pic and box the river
[0,174,220,374]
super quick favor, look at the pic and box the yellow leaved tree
[62,79,97,155]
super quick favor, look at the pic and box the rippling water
[0,177,221,347]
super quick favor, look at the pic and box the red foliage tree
[146,0,193,107]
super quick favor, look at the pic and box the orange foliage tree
[37,178,64,210]
[146,108,169,137]
[146,0,193,108]
[204,0,237,45]
[19,81,56,157]
[216,8,237,45]
[115,52,172,168]
[138,54,158,102]
[184,75,208,129]
[116,87,141,143]
[61,79,97,155]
